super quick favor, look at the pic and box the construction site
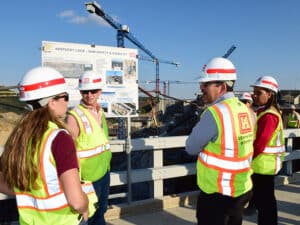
[1,1,300,224]
[1,86,300,223]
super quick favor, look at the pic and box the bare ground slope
[0,97,25,146]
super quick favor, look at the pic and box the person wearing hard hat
[185,57,254,225]
[0,67,97,225]
[239,92,257,127]
[287,104,300,128]
[239,92,253,107]
[250,75,285,225]
[67,71,111,225]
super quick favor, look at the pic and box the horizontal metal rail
[1,129,300,203]
[109,130,300,187]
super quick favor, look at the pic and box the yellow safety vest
[14,122,96,225]
[69,105,112,181]
[287,113,298,128]
[252,107,285,175]
[197,98,254,197]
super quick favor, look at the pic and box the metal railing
[109,129,300,203]
[1,129,300,204]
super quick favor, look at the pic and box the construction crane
[85,1,180,142]
[85,1,179,97]
[161,80,195,97]
[140,80,195,97]
[223,45,236,58]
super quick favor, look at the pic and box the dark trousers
[196,190,252,225]
[88,171,110,225]
[252,173,278,225]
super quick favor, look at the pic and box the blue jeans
[88,171,110,225]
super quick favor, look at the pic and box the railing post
[153,148,163,198]
[126,117,132,204]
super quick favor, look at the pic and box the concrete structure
[107,178,300,225]
[105,180,300,225]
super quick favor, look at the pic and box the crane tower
[85,1,179,139]
[85,1,179,96]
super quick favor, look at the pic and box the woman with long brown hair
[0,67,93,225]
[250,75,285,225]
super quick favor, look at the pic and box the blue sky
[1,0,300,99]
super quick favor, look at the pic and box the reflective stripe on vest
[16,130,68,210]
[17,192,68,210]
[213,102,238,196]
[198,152,251,172]
[271,131,284,174]
[260,110,285,162]
[264,146,285,154]
[77,143,111,158]
[275,155,282,174]
[214,102,237,158]
[220,172,232,196]
[74,107,93,134]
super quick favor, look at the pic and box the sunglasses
[81,89,99,94]
[53,94,69,102]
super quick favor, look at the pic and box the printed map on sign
[41,40,138,117]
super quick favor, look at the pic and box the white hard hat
[291,104,296,110]
[78,71,104,90]
[19,66,68,102]
[251,76,278,93]
[198,57,237,83]
[239,92,253,103]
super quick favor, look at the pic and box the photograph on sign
[41,40,139,117]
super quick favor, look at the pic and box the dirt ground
[0,111,22,146]
[0,96,25,146]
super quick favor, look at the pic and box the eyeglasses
[81,89,99,95]
[53,94,69,102]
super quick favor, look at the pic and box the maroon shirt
[51,131,79,177]
[253,109,279,158]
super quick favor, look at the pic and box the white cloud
[57,9,110,27]
[69,16,88,24]
[58,10,75,18]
